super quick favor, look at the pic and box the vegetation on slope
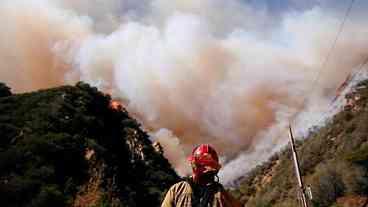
[0,82,179,207]
[232,80,368,207]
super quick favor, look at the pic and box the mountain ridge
[231,79,368,207]
[0,82,179,207]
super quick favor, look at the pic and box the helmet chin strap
[192,170,218,185]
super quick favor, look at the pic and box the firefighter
[161,144,241,207]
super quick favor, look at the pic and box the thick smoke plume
[1,0,368,183]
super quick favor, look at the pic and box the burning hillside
[0,82,178,206]
[1,0,368,182]
[231,79,368,206]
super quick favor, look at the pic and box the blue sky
[246,0,367,14]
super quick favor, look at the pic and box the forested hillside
[0,82,179,207]
[232,80,368,207]
[3,79,368,207]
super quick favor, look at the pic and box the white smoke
[150,128,190,175]
[1,0,368,183]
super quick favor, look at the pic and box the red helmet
[188,144,221,178]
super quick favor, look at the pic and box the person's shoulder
[175,177,194,187]
[169,180,191,191]
[173,180,190,186]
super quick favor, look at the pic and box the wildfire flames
[110,100,123,110]
[2,0,368,183]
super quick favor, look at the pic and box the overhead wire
[310,59,368,130]
[287,2,359,203]
[289,0,357,131]
[304,0,356,98]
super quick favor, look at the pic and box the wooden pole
[289,125,309,207]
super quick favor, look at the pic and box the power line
[306,37,368,130]
[315,63,367,123]
[287,3,357,204]
[289,0,356,127]
[306,0,356,98]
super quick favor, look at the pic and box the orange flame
[110,100,122,110]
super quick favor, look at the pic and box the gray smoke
[1,0,368,182]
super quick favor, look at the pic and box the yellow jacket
[161,180,242,207]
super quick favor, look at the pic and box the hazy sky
[1,0,368,183]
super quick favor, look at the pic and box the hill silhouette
[0,82,179,207]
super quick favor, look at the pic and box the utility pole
[289,125,309,207]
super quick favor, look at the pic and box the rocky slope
[232,80,368,207]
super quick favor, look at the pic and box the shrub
[309,162,344,207]
[30,185,66,207]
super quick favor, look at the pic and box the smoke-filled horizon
[1,0,368,184]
